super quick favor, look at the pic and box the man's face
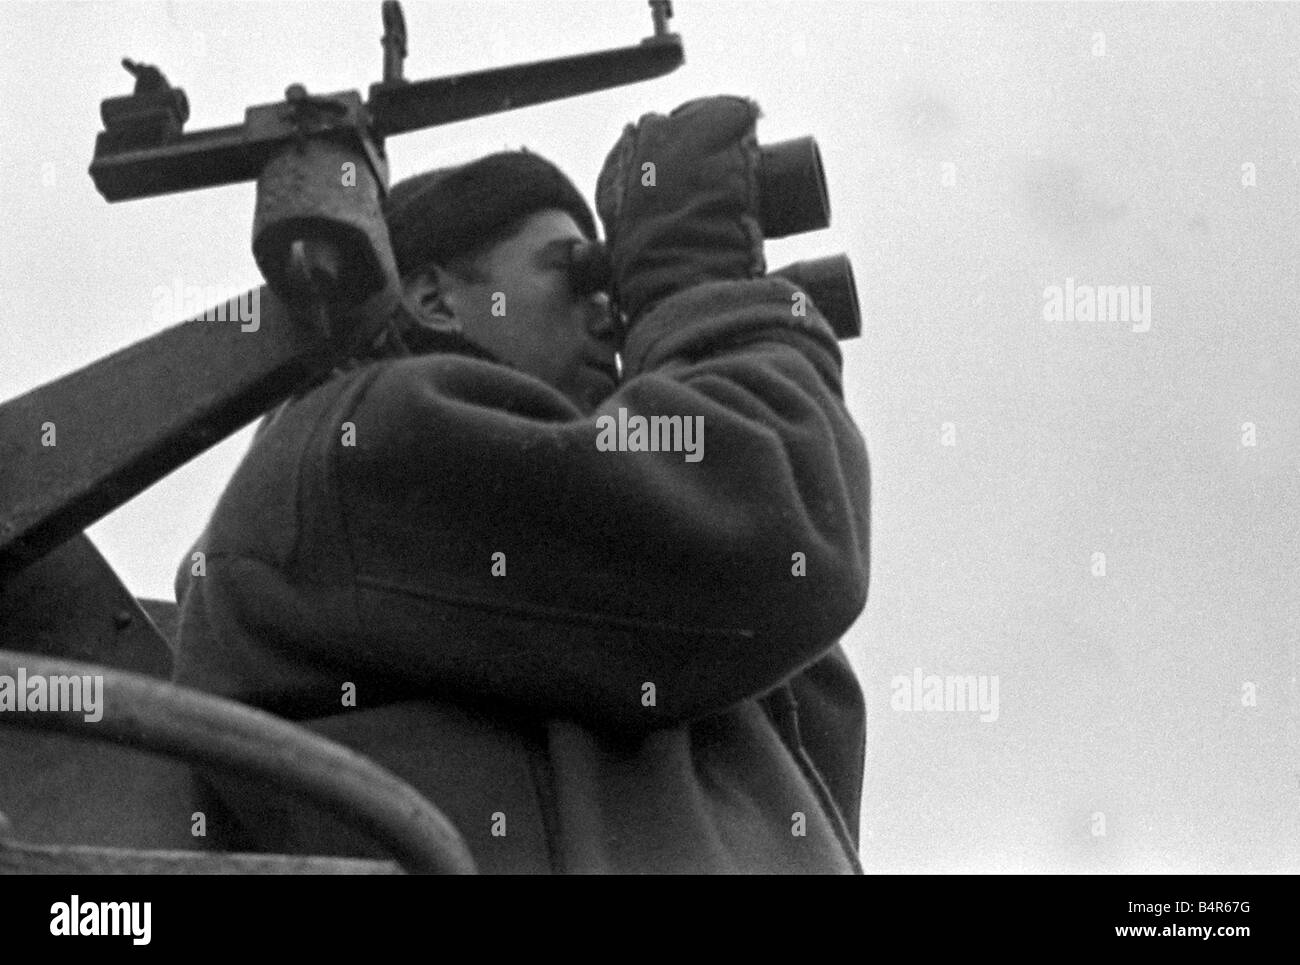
[402,209,621,413]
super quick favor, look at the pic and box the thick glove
[595,96,767,326]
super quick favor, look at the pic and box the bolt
[649,0,673,37]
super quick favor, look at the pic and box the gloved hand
[595,96,767,327]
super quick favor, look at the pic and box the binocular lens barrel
[769,254,861,341]
[758,137,831,239]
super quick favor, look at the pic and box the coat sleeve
[307,276,870,728]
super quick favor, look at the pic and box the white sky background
[2,0,1297,872]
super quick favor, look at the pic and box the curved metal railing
[0,650,476,874]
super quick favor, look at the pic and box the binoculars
[568,137,861,340]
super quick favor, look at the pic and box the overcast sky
[2,0,1297,872]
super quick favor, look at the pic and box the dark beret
[384,149,598,278]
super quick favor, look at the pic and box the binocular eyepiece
[567,136,860,340]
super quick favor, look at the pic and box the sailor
[174,96,871,873]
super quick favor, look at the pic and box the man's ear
[402,264,462,334]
